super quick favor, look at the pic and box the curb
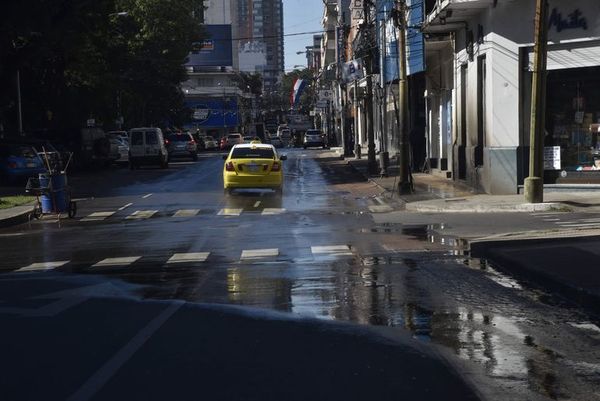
[405,201,570,213]
[0,206,35,229]
[470,235,600,311]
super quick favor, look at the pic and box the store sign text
[549,8,588,32]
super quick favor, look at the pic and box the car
[278,129,291,145]
[0,143,46,183]
[225,133,243,149]
[108,136,129,164]
[202,136,218,150]
[269,137,284,148]
[222,143,287,195]
[303,129,326,149]
[128,127,169,169]
[166,132,198,161]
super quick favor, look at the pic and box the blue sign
[186,25,233,67]
[377,0,399,83]
[185,98,239,128]
[406,0,425,75]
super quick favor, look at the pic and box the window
[146,131,159,145]
[231,148,275,159]
[131,131,144,146]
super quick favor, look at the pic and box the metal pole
[524,0,549,203]
[17,69,23,135]
[397,0,412,193]
[354,79,361,159]
[363,1,378,174]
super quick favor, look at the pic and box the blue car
[0,143,47,183]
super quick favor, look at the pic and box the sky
[283,0,324,71]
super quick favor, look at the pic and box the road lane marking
[142,193,153,199]
[18,260,70,272]
[173,209,200,217]
[311,245,352,256]
[118,203,133,211]
[542,218,560,222]
[126,210,158,220]
[92,257,141,267]
[369,205,394,213]
[166,252,210,264]
[261,208,286,215]
[81,211,116,221]
[65,302,182,401]
[240,248,279,260]
[253,201,261,208]
[218,208,243,216]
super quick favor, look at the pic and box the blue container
[39,173,68,213]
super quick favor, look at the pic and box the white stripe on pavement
[118,203,133,211]
[311,245,352,256]
[142,193,153,199]
[81,211,116,221]
[217,208,243,216]
[92,257,141,267]
[240,248,279,260]
[126,210,158,220]
[18,260,70,272]
[166,252,210,264]
[261,208,286,215]
[173,209,200,217]
[253,201,261,208]
[556,223,600,228]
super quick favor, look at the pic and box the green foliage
[0,0,205,136]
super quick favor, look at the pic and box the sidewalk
[342,152,600,213]
[329,149,600,309]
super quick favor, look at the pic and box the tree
[0,0,205,137]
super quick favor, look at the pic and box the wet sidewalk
[336,151,600,213]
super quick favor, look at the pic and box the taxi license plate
[246,165,259,172]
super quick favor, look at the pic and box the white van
[128,127,168,169]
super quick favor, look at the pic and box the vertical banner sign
[291,78,307,108]
[341,59,365,83]
[336,26,346,65]
[406,0,425,75]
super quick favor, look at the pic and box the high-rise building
[234,0,284,91]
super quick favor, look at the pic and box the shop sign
[544,146,561,170]
[192,107,210,123]
[549,8,588,33]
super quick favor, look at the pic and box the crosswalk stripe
[92,257,141,267]
[311,245,352,256]
[369,205,394,213]
[81,211,116,221]
[166,252,210,264]
[218,208,243,216]
[18,260,70,272]
[240,248,279,260]
[126,210,158,220]
[173,209,200,217]
[261,208,286,215]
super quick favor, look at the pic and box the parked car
[202,136,218,150]
[128,127,168,169]
[0,143,46,183]
[106,131,128,144]
[303,129,326,149]
[108,136,129,164]
[166,132,198,161]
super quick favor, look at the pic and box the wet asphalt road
[1,150,600,400]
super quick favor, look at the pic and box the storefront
[545,65,600,182]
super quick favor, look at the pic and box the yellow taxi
[223,143,287,195]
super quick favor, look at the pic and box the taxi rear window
[231,148,274,159]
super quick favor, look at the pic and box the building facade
[423,0,600,193]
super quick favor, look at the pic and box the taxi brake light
[271,161,281,172]
[225,161,235,171]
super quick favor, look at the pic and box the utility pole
[16,69,23,135]
[395,0,411,193]
[354,79,361,158]
[524,0,549,203]
[363,0,378,174]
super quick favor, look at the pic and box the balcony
[422,0,494,33]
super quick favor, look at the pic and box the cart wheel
[68,201,77,218]
[33,202,42,219]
